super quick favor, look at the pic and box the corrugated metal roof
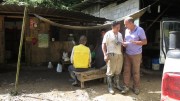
[0,4,109,24]
[71,0,127,11]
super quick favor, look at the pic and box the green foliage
[2,0,83,9]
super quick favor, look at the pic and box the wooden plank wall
[0,16,78,65]
[49,41,74,62]
[29,18,49,64]
[28,18,74,65]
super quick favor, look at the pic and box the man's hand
[122,42,128,47]
[104,55,109,62]
[102,43,109,62]
[131,41,140,45]
[131,39,147,46]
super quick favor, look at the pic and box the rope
[34,6,150,30]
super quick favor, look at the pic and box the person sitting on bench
[94,29,107,69]
[68,35,91,86]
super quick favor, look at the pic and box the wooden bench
[74,69,106,88]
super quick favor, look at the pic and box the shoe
[72,81,78,86]
[133,88,140,95]
[120,86,129,94]
[107,76,115,94]
[114,75,123,91]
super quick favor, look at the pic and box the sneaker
[72,81,78,86]
[120,86,129,94]
[133,88,140,95]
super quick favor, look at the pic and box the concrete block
[131,9,138,13]
[118,4,123,9]
[115,7,119,13]
[117,8,122,13]
[127,9,131,14]
[123,11,128,17]
[114,14,118,19]
[127,11,132,15]
[134,1,139,7]
[134,0,139,5]
[128,6,131,10]
[118,12,123,18]
[121,7,126,12]
[130,4,134,10]
[81,0,140,20]
[114,9,118,14]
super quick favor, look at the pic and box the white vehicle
[161,29,180,101]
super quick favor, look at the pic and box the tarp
[34,6,150,30]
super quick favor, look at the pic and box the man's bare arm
[132,39,147,46]
[102,43,108,62]
[102,43,107,56]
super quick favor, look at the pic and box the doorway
[4,17,25,64]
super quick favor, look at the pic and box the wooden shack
[0,5,108,65]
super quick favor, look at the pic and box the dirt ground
[0,65,162,101]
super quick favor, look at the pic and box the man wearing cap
[102,21,123,94]
[121,17,147,95]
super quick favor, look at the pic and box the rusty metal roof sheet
[0,4,109,24]
[71,0,127,11]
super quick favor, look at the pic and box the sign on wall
[38,34,49,48]
[30,18,38,29]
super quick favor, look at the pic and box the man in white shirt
[102,21,123,94]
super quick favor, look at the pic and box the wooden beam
[13,6,28,95]
[0,11,105,23]
[6,16,23,18]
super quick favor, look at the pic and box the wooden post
[13,6,28,95]
[0,16,4,63]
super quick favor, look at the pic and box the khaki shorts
[106,53,123,76]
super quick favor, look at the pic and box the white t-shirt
[102,30,123,54]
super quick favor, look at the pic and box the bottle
[56,63,62,73]
[48,62,53,69]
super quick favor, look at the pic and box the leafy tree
[2,0,83,10]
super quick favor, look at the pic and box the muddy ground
[0,65,162,101]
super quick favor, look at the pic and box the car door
[160,20,180,64]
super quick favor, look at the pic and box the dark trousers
[68,65,89,82]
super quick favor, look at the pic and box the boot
[114,75,123,91]
[107,76,115,94]
[133,88,140,95]
[120,86,129,94]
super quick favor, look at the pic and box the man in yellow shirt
[68,35,91,86]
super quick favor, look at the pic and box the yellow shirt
[70,44,91,68]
